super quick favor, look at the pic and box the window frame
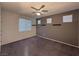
[46,18,52,24]
[19,17,32,32]
[63,14,73,23]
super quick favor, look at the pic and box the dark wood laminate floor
[1,36,79,56]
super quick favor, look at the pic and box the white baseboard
[38,35,79,49]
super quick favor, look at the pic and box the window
[19,18,32,32]
[63,15,72,23]
[47,18,52,24]
[38,20,41,24]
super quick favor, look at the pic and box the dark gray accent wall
[36,9,79,46]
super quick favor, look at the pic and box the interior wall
[0,7,1,53]
[31,18,36,25]
[37,9,79,46]
[2,9,36,45]
[0,8,1,43]
[78,10,79,46]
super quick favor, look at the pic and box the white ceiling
[0,2,79,18]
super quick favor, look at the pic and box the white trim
[38,35,79,49]
[63,15,72,23]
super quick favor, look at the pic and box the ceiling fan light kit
[36,12,41,16]
[31,5,48,16]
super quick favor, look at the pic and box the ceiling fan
[31,5,48,16]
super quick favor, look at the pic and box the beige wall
[0,7,1,53]
[2,9,36,45]
[31,18,36,25]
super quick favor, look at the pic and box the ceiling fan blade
[39,5,45,10]
[42,10,48,12]
[31,7,38,10]
[32,12,36,13]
